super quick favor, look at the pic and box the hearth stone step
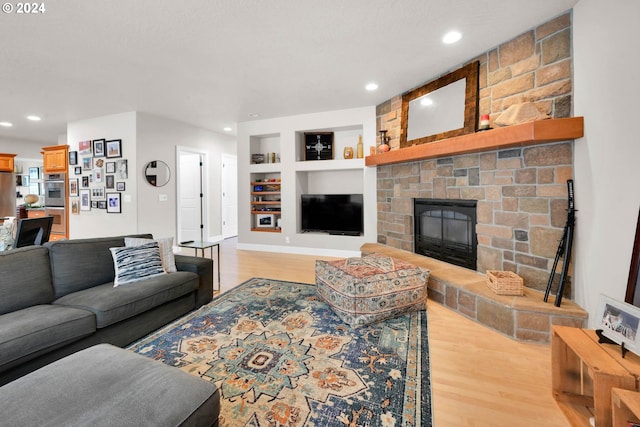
[361,243,587,343]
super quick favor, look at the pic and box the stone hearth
[362,243,587,343]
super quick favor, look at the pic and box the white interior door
[178,149,205,243]
[221,154,238,238]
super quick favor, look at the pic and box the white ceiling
[0,0,578,144]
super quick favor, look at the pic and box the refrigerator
[0,171,16,217]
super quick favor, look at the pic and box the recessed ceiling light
[0,122,13,127]
[223,127,232,132]
[248,113,260,118]
[365,83,378,91]
[442,31,462,44]
[27,115,41,121]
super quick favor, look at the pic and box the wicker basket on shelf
[486,270,524,296]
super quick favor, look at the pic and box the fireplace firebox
[414,199,477,270]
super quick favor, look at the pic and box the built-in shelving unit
[238,106,377,256]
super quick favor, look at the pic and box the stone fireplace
[376,140,573,294]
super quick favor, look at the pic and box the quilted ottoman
[316,253,429,327]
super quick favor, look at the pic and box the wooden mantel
[365,117,584,166]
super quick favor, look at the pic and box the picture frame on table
[93,139,105,157]
[106,192,121,213]
[597,294,640,356]
[78,140,92,156]
[256,213,275,228]
[79,189,91,211]
[69,151,78,166]
[69,178,79,197]
[105,139,122,158]
[28,167,39,180]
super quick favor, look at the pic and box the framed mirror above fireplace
[400,61,479,148]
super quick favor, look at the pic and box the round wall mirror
[144,160,171,187]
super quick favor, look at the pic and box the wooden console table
[552,326,640,426]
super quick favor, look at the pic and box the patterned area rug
[129,278,432,427]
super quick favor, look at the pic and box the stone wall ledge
[365,117,584,167]
[361,242,587,343]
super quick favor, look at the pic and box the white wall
[0,137,44,159]
[67,112,138,238]
[136,113,236,241]
[573,0,640,325]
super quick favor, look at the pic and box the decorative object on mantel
[478,114,491,131]
[494,102,549,127]
[400,61,479,148]
[378,129,390,153]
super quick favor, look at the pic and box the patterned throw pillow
[110,241,166,287]
[124,236,177,273]
[316,253,429,327]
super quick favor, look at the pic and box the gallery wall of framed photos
[68,138,128,215]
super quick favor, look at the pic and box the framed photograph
[98,200,107,209]
[29,183,39,195]
[304,132,334,161]
[69,178,79,197]
[78,140,92,156]
[16,175,22,186]
[22,175,29,187]
[106,192,121,213]
[116,182,126,191]
[106,175,115,189]
[81,176,89,188]
[82,157,93,170]
[91,201,98,208]
[79,189,91,211]
[91,187,105,200]
[93,168,103,183]
[74,166,82,175]
[256,213,275,228]
[29,167,39,180]
[106,162,116,173]
[115,159,128,179]
[106,139,122,158]
[71,199,79,215]
[69,151,78,166]
[597,294,640,355]
[93,139,105,157]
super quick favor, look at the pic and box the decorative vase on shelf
[356,135,363,158]
[343,146,354,159]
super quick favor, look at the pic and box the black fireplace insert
[414,199,477,270]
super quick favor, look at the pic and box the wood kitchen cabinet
[41,145,68,173]
[0,153,16,172]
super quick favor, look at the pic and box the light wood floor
[212,238,570,427]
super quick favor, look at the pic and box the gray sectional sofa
[0,234,214,386]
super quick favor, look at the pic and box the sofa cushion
[0,305,96,372]
[316,253,429,327]
[0,344,220,427]
[0,246,54,315]
[53,271,199,328]
[110,241,166,286]
[125,236,177,273]
[45,234,152,298]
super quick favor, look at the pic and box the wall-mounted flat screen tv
[301,194,363,236]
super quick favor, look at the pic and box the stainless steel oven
[44,173,66,207]
[45,207,66,235]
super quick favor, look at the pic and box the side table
[178,240,221,292]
